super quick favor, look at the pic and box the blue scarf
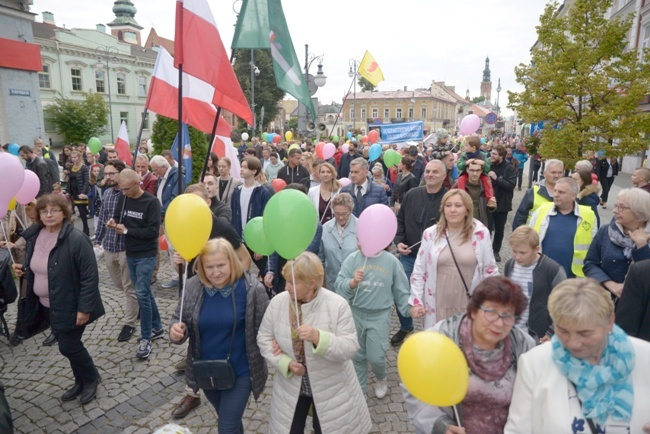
[551,324,635,425]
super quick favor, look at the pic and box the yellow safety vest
[532,203,595,277]
[42,146,51,159]
[526,185,552,224]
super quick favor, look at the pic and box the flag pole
[199,51,236,183]
[330,76,356,137]
[131,108,149,170]
[176,63,184,295]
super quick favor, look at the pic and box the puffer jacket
[169,272,269,399]
[258,288,372,434]
[340,178,389,217]
[577,183,601,228]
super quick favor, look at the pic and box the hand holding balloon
[350,269,365,289]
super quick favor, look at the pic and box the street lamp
[96,46,119,143]
[301,44,327,137]
[348,59,359,131]
[410,91,415,121]
[250,50,260,137]
[496,78,502,120]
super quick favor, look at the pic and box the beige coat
[258,288,372,434]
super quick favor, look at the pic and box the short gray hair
[556,177,579,194]
[549,278,614,328]
[617,188,650,223]
[574,160,593,172]
[427,159,447,175]
[150,155,170,168]
[331,192,354,211]
[135,154,149,164]
[545,159,564,171]
[350,157,368,171]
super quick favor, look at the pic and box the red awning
[0,38,42,72]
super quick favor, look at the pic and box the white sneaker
[374,379,388,399]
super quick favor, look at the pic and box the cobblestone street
[0,175,624,433]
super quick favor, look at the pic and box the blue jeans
[126,255,162,341]
[397,255,415,331]
[203,375,252,434]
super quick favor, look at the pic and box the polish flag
[174,0,253,125]
[146,47,231,137]
[211,135,241,180]
[114,121,132,166]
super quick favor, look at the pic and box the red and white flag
[211,134,240,180]
[146,48,231,137]
[114,121,132,166]
[174,0,253,125]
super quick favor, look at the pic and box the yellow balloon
[7,197,16,211]
[285,131,293,141]
[289,144,300,151]
[398,331,469,407]
[164,194,213,261]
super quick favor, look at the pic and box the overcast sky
[30,0,552,115]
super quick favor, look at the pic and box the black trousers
[600,177,614,203]
[56,324,98,385]
[290,395,321,434]
[488,212,509,254]
[517,170,524,189]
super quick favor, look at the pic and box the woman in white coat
[258,252,371,434]
[308,162,342,225]
[505,278,650,434]
[410,189,499,329]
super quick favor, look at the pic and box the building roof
[343,88,454,103]
[32,21,64,40]
[144,28,174,56]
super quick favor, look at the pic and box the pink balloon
[339,177,351,187]
[322,142,336,160]
[357,204,397,257]
[342,143,349,154]
[0,153,26,219]
[16,170,41,205]
[300,143,306,149]
[459,114,481,136]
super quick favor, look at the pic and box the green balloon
[356,134,363,141]
[88,137,102,155]
[243,217,275,256]
[332,135,339,142]
[263,190,317,260]
[384,149,402,167]
[262,132,269,141]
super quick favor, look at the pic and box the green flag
[232,0,316,121]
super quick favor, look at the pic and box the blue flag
[170,123,192,187]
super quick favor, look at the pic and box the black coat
[598,158,619,180]
[617,259,650,343]
[490,159,517,212]
[22,222,104,335]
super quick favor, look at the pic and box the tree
[287,117,298,131]
[151,115,208,184]
[358,76,376,92]
[471,95,486,104]
[233,49,286,134]
[509,0,650,166]
[44,93,108,143]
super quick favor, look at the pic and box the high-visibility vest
[42,146,51,159]
[532,203,595,277]
[526,185,552,224]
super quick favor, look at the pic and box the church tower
[107,1,143,45]
[480,56,492,102]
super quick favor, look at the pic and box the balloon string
[352,255,368,307]
[291,260,300,328]
[407,240,422,250]
[453,405,462,428]
[177,259,188,325]
[0,221,16,265]
[12,210,26,231]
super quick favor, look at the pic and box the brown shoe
[171,395,201,419]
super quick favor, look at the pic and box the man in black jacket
[391,160,447,345]
[338,142,362,179]
[276,148,310,186]
[617,260,650,343]
[487,145,517,262]
[19,145,53,197]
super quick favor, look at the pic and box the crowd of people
[2,130,650,434]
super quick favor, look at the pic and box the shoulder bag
[445,232,472,300]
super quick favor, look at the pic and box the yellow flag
[358,50,384,86]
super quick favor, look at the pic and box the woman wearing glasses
[318,193,358,290]
[403,276,533,434]
[583,188,650,299]
[12,194,104,405]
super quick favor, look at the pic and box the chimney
[96,24,106,33]
[42,11,55,25]
[403,86,407,91]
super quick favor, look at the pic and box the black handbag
[192,287,238,391]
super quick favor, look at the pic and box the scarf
[459,315,511,381]
[551,324,635,425]
[608,222,644,260]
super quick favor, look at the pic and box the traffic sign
[485,112,497,124]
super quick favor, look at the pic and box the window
[138,76,147,97]
[142,112,149,129]
[95,70,105,93]
[361,108,366,119]
[120,111,129,128]
[349,107,355,120]
[641,25,650,61]
[71,68,82,91]
[384,108,389,119]
[421,107,427,119]
[372,108,378,118]
[117,73,126,95]
[39,65,51,88]
[396,108,402,119]
[408,107,414,119]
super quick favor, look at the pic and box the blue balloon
[266,133,275,142]
[8,143,19,156]
[480,137,486,144]
[347,132,353,139]
[369,143,382,162]
[351,137,357,143]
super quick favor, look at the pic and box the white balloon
[241,132,250,141]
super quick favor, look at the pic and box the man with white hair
[513,159,564,229]
[529,177,597,278]
[574,159,598,185]
[340,157,388,217]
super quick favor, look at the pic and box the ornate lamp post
[348,59,359,131]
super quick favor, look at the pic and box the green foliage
[358,76,376,92]
[287,117,298,131]
[233,49,286,134]
[151,115,208,184]
[471,95,486,104]
[509,0,650,167]
[44,93,108,144]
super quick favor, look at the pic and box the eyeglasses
[334,212,351,218]
[39,208,62,216]
[613,203,631,211]
[467,169,482,173]
[478,305,517,325]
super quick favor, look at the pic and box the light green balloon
[88,137,102,155]
[332,135,339,142]
[263,190,317,260]
[384,149,402,167]
[243,217,274,256]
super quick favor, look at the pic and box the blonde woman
[409,189,498,329]
[215,157,242,205]
[308,162,342,224]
